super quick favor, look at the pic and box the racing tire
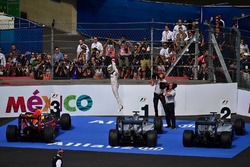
[154,117,163,134]
[60,113,71,130]
[109,129,119,146]
[44,126,55,143]
[116,116,124,130]
[220,132,232,148]
[183,130,194,147]
[146,130,157,147]
[234,118,245,135]
[6,125,18,142]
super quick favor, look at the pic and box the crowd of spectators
[0,16,249,81]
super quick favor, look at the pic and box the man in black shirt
[52,149,64,167]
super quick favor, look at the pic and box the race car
[182,112,245,148]
[109,111,163,147]
[6,110,71,143]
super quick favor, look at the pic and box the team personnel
[52,149,64,167]
[165,83,177,129]
[150,73,168,118]
[107,59,123,112]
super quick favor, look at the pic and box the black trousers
[166,102,176,128]
[153,93,168,117]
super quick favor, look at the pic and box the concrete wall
[20,0,77,34]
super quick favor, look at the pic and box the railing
[0,20,250,89]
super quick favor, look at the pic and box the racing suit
[109,61,123,112]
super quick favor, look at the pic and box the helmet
[107,64,113,73]
[33,109,42,117]
[32,119,38,126]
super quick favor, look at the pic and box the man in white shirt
[164,83,177,129]
[150,73,168,118]
[173,19,187,41]
[52,149,64,167]
[159,42,170,60]
[77,39,90,60]
[161,25,174,43]
[0,48,6,67]
[91,36,103,56]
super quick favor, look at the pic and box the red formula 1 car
[6,111,71,143]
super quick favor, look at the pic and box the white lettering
[47,142,164,152]
[65,142,74,146]
[82,143,91,147]
[47,142,63,146]
[74,143,82,147]
[88,120,105,124]
[139,147,164,151]
[106,121,114,124]
[178,124,195,128]
[91,145,105,148]
[121,146,133,150]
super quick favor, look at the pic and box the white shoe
[119,105,123,112]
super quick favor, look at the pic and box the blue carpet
[0,116,250,158]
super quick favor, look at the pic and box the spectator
[131,43,141,80]
[140,45,151,80]
[70,60,82,80]
[103,38,116,60]
[30,52,36,65]
[15,62,25,76]
[9,44,21,62]
[173,19,187,41]
[54,60,69,79]
[54,47,64,62]
[42,69,51,80]
[155,58,166,74]
[240,39,250,57]
[159,42,170,61]
[77,39,90,56]
[44,54,52,71]
[91,36,103,57]
[161,25,174,43]
[118,40,131,68]
[22,59,30,76]
[175,26,187,52]
[0,64,4,76]
[214,27,225,50]
[0,48,6,67]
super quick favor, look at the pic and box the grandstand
[0,0,249,105]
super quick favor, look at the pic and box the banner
[237,89,250,117]
[0,83,237,117]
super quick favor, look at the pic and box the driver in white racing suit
[107,60,123,112]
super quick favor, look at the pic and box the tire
[44,126,55,143]
[183,130,194,147]
[116,116,124,130]
[220,132,232,148]
[154,117,163,134]
[234,118,245,135]
[109,129,119,146]
[6,125,18,142]
[60,113,71,130]
[146,130,157,147]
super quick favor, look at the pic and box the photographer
[164,83,177,129]
[70,59,82,80]
[150,72,168,118]
[54,60,69,79]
